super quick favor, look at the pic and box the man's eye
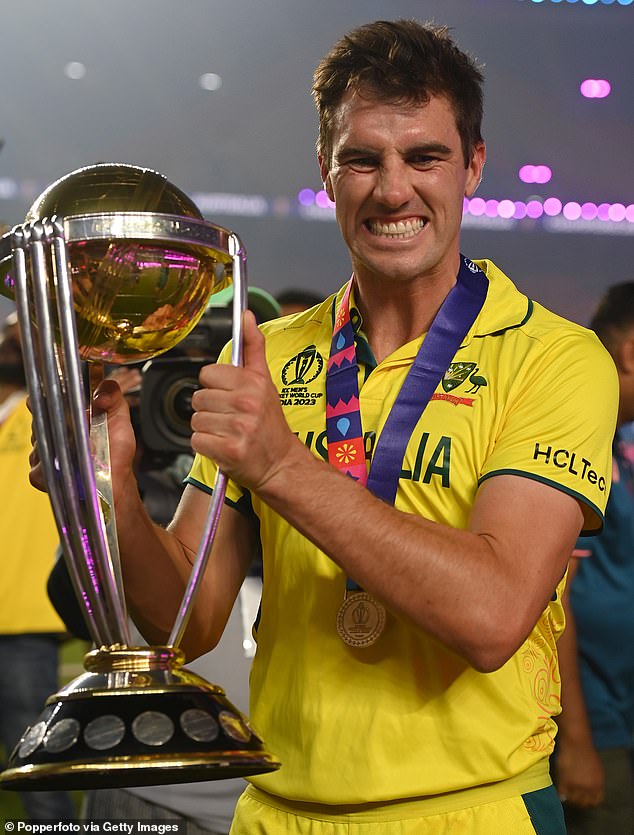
[410,155,437,168]
[346,158,377,171]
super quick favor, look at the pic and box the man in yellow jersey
[0,312,75,821]
[32,19,617,835]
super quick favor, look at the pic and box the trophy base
[0,752,280,792]
[0,646,280,791]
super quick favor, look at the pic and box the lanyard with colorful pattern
[325,255,488,646]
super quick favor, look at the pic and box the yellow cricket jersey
[0,395,66,634]
[187,260,618,805]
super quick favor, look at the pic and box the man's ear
[465,142,486,198]
[318,155,335,202]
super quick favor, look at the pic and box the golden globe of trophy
[0,163,280,790]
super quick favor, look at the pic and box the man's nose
[373,160,415,208]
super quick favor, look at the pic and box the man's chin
[354,253,433,284]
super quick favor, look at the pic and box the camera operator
[47,287,281,833]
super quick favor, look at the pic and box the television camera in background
[136,286,281,456]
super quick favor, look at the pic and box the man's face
[320,91,485,286]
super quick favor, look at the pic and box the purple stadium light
[563,202,582,220]
[526,200,544,219]
[297,188,316,207]
[498,200,516,219]
[467,197,486,216]
[581,202,599,220]
[315,189,335,209]
[519,165,552,184]
[609,203,627,221]
[299,184,632,228]
[543,198,563,216]
[580,79,611,98]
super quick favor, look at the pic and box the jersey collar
[466,259,532,343]
[330,261,531,365]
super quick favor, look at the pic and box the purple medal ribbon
[367,257,488,504]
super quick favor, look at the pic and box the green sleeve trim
[183,476,255,518]
[477,468,604,536]
[521,298,534,327]
[184,475,213,495]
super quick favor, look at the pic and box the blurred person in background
[0,311,75,821]
[554,282,634,835]
[275,288,324,317]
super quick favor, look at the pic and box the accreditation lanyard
[325,255,488,590]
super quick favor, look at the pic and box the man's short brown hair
[313,19,484,168]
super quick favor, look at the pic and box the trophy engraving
[0,163,280,790]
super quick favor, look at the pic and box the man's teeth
[368,218,425,238]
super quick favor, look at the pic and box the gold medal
[336,591,386,648]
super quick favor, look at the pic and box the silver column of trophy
[0,163,279,790]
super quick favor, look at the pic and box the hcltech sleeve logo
[533,442,607,492]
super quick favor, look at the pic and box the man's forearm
[116,478,194,646]
[256,442,582,672]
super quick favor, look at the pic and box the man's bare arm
[30,379,255,662]
[117,482,255,660]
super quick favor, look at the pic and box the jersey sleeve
[479,328,618,534]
